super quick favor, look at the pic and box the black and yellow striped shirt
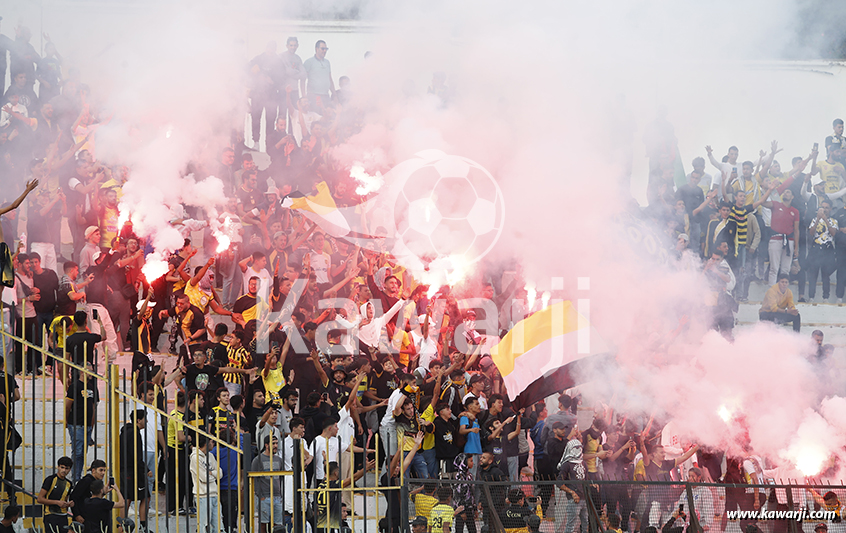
[208,405,233,437]
[224,345,250,387]
[729,204,754,246]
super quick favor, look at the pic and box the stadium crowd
[0,21,844,533]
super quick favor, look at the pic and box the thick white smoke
[16,0,846,477]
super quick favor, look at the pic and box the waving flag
[491,300,614,410]
[281,181,351,237]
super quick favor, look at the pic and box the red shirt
[770,202,800,239]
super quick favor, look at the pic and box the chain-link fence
[402,477,844,533]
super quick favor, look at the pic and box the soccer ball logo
[392,152,505,268]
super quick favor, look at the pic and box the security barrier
[3,302,845,533]
[404,477,846,533]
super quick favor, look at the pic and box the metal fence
[403,477,846,533]
[3,303,846,533]
[0,302,411,533]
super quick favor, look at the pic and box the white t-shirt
[710,161,742,197]
[411,330,438,370]
[310,252,331,284]
[383,389,406,427]
[140,407,162,454]
[243,266,272,300]
[293,111,321,145]
[0,103,27,128]
[743,455,765,494]
[312,435,340,481]
[338,407,355,453]
[283,436,312,512]
[462,392,488,411]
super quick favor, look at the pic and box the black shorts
[121,479,148,502]
[43,513,71,533]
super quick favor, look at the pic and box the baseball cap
[411,517,428,527]
[469,374,485,385]
[84,226,99,239]
[136,299,156,311]
[479,356,495,371]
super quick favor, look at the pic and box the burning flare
[117,209,129,230]
[350,165,384,196]
[215,233,231,254]
[526,282,537,310]
[794,446,827,477]
[141,256,169,281]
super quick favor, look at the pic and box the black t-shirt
[479,464,507,509]
[834,208,846,249]
[170,304,207,345]
[501,411,522,456]
[55,275,76,316]
[0,522,13,533]
[82,496,114,533]
[0,369,18,405]
[65,378,99,426]
[676,183,706,221]
[285,350,321,394]
[185,364,220,394]
[644,458,676,481]
[546,436,567,467]
[315,479,342,529]
[368,364,399,400]
[41,473,73,515]
[395,413,420,444]
[481,410,505,455]
[237,186,262,218]
[558,460,587,498]
[33,269,59,313]
[198,340,229,366]
[322,379,348,412]
[27,200,62,244]
[433,417,460,460]
[500,504,532,529]
[70,473,95,517]
[65,332,102,364]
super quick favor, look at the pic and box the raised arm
[322,266,360,298]
[190,256,215,287]
[751,182,776,210]
[288,223,316,253]
[0,179,38,216]
[759,140,781,178]
[310,348,329,387]
[673,443,699,467]
[705,146,722,170]
[693,190,717,216]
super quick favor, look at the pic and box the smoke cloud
[14,0,846,477]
